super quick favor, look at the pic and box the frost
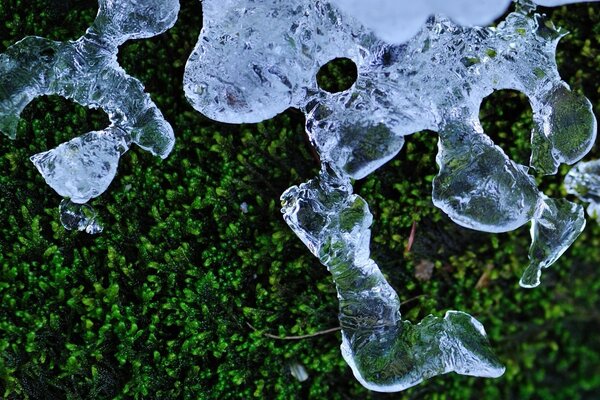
[565,160,600,221]
[185,0,597,391]
[0,0,179,224]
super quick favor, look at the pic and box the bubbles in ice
[184,0,597,391]
[0,0,179,229]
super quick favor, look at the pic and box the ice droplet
[59,199,103,234]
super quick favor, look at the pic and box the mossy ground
[1,1,600,399]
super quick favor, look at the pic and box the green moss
[1,1,600,399]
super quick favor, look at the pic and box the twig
[405,220,418,253]
[246,322,340,340]
[400,294,425,307]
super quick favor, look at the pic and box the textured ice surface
[0,0,179,218]
[330,0,599,43]
[565,160,600,221]
[282,168,504,391]
[185,0,597,391]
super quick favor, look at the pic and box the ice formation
[330,0,599,44]
[282,167,505,391]
[565,160,600,221]
[184,0,597,391]
[0,0,179,230]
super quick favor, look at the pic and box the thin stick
[246,322,340,340]
[405,220,418,253]
[246,295,425,340]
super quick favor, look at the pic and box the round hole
[316,57,358,93]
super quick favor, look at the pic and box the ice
[59,199,103,235]
[565,160,600,221]
[0,0,179,227]
[185,0,595,279]
[330,0,599,44]
[521,197,586,287]
[31,128,128,204]
[330,0,511,44]
[282,168,504,391]
[184,0,597,391]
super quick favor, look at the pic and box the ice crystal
[184,0,597,391]
[0,0,179,229]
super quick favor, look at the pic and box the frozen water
[31,128,128,204]
[59,199,103,235]
[185,0,597,391]
[282,168,504,391]
[330,0,511,43]
[0,0,179,226]
[330,0,599,43]
[185,0,594,282]
[521,197,586,287]
[565,160,600,221]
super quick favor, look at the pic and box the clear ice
[59,199,103,235]
[184,0,597,391]
[282,167,505,391]
[0,0,179,229]
[565,160,600,221]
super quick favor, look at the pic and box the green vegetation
[1,1,600,399]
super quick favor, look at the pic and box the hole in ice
[316,57,358,93]
[478,89,533,168]
[18,95,110,152]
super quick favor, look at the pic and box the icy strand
[282,167,505,392]
[184,0,596,390]
[0,0,179,230]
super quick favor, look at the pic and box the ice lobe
[282,167,505,391]
[185,0,596,391]
[565,160,600,221]
[330,0,511,43]
[0,0,179,225]
[31,129,128,204]
[59,199,103,235]
[330,0,599,44]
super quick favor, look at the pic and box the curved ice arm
[281,168,504,392]
[0,0,179,219]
